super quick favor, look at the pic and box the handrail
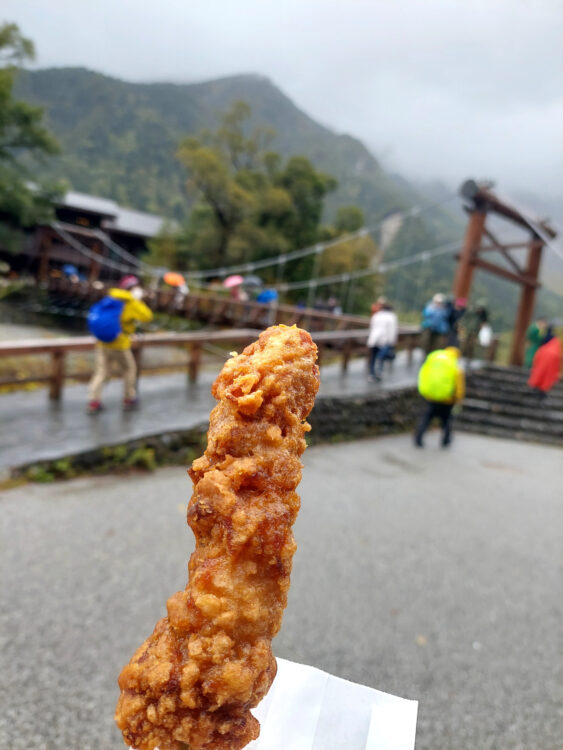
[0,326,427,356]
[0,329,263,356]
[0,326,422,401]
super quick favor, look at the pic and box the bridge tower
[453,180,557,366]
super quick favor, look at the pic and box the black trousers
[369,346,395,377]
[415,401,453,445]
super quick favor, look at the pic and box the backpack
[87,297,124,343]
[418,351,457,403]
[422,304,449,334]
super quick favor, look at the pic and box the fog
[4,0,563,197]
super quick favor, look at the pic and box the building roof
[104,207,169,238]
[61,191,119,218]
[58,191,171,239]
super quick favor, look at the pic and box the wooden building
[1,191,171,282]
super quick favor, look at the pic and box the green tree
[174,101,338,271]
[334,205,365,233]
[275,156,337,249]
[177,136,256,265]
[318,206,379,313]
[0,23,60,250]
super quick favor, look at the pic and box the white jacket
[367,310,399,348]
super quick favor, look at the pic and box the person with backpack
[414,346,465,447]
[461,300,489,360]
[420,293,450,354]
[87,275,153,413]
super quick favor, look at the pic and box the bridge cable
[49,194,458,283]
[275,240,460,292]
[51,222,142,275]
[180,194,458,281]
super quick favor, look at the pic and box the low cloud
[4,0,563,196]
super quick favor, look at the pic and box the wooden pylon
[452,181,555,366]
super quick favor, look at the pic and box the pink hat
[119,275,140,290]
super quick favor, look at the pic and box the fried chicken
[115,325,319,750]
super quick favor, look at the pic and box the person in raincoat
[461,300,488,360]
[528,327,561,400]
[414,347,465,447]
[87,275,153,413]
[524,317,547,368]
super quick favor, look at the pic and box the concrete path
[0,351,422,470]
[1,434,561,749]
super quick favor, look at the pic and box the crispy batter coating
[115,325,319,750]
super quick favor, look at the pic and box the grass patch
[7,426,209,486]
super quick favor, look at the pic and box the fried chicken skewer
[115,325,319,750]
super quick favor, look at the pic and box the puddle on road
[380,452,422,474]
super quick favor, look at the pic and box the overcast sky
[4,0,563,198]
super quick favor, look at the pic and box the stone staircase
[456,364,563,447]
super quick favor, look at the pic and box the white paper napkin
[130,658,417,750]
[247,658,418,750]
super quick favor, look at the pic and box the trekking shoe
[414,436,424,448]
[123,398,139,410]
[87,400,103,414]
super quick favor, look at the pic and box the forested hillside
[14,67,560,325]
[15,68,457,229]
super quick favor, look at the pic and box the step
[483,363,532,377]
[464,387,563,411]
[454,419,563,447]
[467,375,563,400]
[462,398,563,424]
[456,409,563,438]
[475,366,563,393]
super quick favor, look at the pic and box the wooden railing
[44,276,370,331]
[0,327,422,401]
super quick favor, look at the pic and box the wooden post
[406,333,416,368]
[188,343,202,384]
[452,209,487,299]
[38,228,52,282]
[487,336,499,363]
[132,343,143,388]
[88,240,102,283]
[341,339,352,375]
[509,238,543,366]
[49,349,65,400]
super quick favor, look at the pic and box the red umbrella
[223,274,244,288]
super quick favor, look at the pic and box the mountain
[15,67,457,233]
[14,67,561,326]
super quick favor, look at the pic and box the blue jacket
[421,303,449,334]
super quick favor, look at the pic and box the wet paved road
[0,352,422,470]
[1,433,561,750]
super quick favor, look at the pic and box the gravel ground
[1,433,561,750]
